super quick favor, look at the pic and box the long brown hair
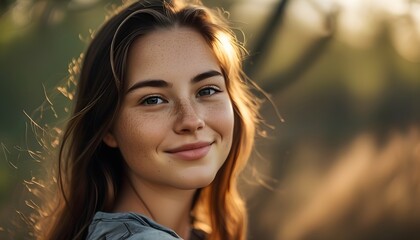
[37,1,260,239]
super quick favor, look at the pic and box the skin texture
[103,27,235,238]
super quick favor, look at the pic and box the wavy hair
[37,1,260,239]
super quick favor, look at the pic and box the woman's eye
[197,87,221,97]
[140,96,166,105]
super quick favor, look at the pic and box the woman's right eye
[140,96,166,105]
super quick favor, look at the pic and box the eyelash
[139,85,222,106]
[140,95,167,105]
[197,85,222,97]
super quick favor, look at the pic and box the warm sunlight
[287,0,420,60]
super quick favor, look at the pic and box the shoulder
[86,211,181,240]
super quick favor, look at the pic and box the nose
[174,100,205,134]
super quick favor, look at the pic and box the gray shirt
[87,212,181,240]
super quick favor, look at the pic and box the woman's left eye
[197,86,221,97]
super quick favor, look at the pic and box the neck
[113,176,196,239]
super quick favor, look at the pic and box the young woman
[38,0,260,239]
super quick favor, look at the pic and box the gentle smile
[165,142,213,160]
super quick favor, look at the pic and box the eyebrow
[126,70,223,94]
[126,79,170,94]
[192,70,223,83]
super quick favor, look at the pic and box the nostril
[175,113,205,134]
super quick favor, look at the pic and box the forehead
[126,27,221,85]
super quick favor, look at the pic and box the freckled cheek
[204,101,235,143]
[115,112,168,158]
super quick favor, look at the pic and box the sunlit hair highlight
[36,1,260,239]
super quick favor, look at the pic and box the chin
[176,167,220,190]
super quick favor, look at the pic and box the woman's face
[104,27,234,190]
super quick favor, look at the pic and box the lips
[165,142,213,160]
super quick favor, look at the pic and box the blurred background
[1,0,420,239]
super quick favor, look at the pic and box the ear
[103,132,118,148]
